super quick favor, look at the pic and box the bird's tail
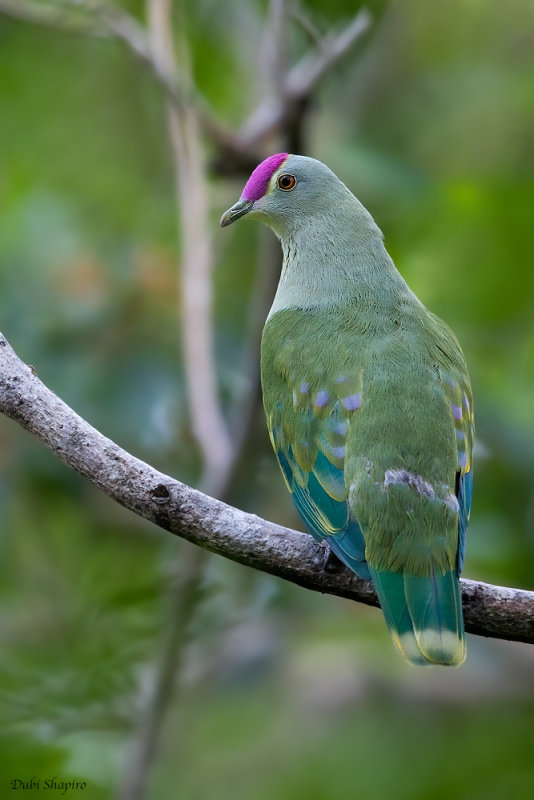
[369,566,465,666]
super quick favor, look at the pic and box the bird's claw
[321,541,344,573]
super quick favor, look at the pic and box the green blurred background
[1,1,534,798]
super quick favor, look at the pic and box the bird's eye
[277,174,296,191]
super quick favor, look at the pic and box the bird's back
[261,296,473,665]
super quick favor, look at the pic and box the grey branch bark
[1,332,533,646]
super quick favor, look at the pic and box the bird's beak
[220,198,254,228]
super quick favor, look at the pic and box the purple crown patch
[241,153,289,202]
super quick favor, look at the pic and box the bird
[220,153,473,666]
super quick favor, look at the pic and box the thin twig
[1,332,533,646]
[84,0,236,151]
[285,8,372,97]
[237,7,372,146]
[115,3,234,797]
[263,0,289,101]
[0,0,104,33]
[148,0,232,493]
[290,3,324,49]
[0,2,372,161]
[0,0,236,154]
[117,542,206,800]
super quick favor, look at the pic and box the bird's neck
[267,202,413,319]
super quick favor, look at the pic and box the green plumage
[261,304,472,665]
[221,154,474,666]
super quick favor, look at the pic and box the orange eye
[277,173,296,191]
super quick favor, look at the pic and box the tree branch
[117,541,206,800]
[236,8,372,148]
[148,0,233,495]
[0,2,372,167]
[0,0,235,154]
[116,4,233,797]
[1,331,533,646]
[0,0,104,33]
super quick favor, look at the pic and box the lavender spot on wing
[315,390,330,408]
[331,445,346,460]
[300,381,310,394]
[463,393,470,413]
[341,392,362,411]
[458,451,468,469]
[334,421,349,437]
[452,403,462,421]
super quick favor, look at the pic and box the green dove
[221,153,473,666]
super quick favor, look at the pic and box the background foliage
[1,1,534,798]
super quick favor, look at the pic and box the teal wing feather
[440,363,474,574]
[267,376,370,580]
[453,385,474,574]
[457,470,473,573]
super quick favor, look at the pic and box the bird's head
[220,153,352,237]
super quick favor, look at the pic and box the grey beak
[220,198,254,227]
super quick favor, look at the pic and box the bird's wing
[442,374,474,574]
[266,371,370,580]
[424,313,474,573]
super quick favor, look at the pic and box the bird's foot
[321,541,344,574]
